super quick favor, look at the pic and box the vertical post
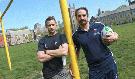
[0,0,13,71]
[59,0,80,79]
[0,17,12,70]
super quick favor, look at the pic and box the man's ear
[45,25,48,28]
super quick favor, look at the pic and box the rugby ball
[101,26,113,38]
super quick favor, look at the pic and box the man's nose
[80,16,85,19]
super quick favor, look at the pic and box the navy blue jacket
[72,23,112,66]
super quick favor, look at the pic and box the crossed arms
[37,43,68,63]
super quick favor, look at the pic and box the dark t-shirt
[38,33,67,78]
[72,22,112,66]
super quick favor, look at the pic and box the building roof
[98,4,135,17]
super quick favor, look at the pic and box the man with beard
[72,7,119,79]
[37,16,72,79]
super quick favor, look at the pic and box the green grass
[0,42,42,79]
[111,22,135,79]
[0,22,135,79]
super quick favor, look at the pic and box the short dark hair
[75,7,89,18]
[45,16,56,26]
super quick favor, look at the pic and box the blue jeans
[89,56,118,79]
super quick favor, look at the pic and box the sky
[0,0,128,30]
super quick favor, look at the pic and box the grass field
[0,42,42,79]
[110,22,135,79]
[0,22,135,79]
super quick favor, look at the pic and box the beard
[79,19,87,26]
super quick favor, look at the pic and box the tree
[126,0,132,5]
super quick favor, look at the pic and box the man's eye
[78,15,81,17]
[48,24,55,26]
[83,14,86,17]
[78,14,86,17]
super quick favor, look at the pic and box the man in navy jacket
[73,7,119,79]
